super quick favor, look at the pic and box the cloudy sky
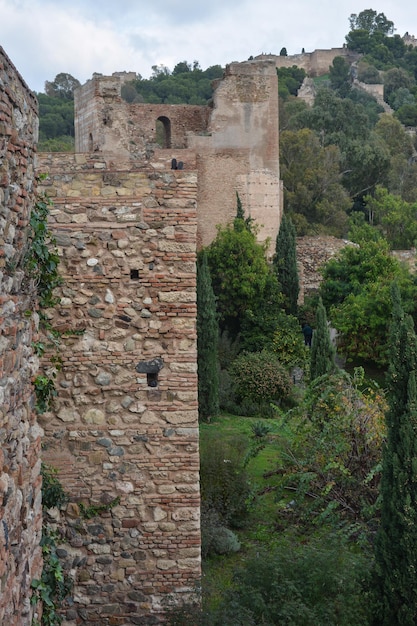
[1,0,417,93]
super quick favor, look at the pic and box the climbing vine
[31,465,71,626]
[25,184,62,309]
[25,181,63,414]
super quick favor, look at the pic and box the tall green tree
[273,214,299,315]
[44,73,81,99]
[329,56,351,97]
[197,251,219,421]
[373,284,417,625]
[279,127,350,235]
[310,297,336,380]
[348,9,394,36]
[206,200,279,338]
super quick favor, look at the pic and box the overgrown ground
[196,364,386,624]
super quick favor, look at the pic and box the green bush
[229,350,292,406]
[200,433,250,532]
[215,538,371,625]
[275,370,387,523]
[271,313,309,370]
[201,509,241,558]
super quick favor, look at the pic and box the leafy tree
[37,93,75,149]
[349,10,394,36]
[279,47,288,56]
[364,187,417,249]
[357,61,381,84]
[44,72,81,99]
[271,312,309,370]
[229,350,292,406]
[340,133,390,200]
[310,297,336,380]
[384,67,415,105]
[276,369,386,522]
[279,127,350,235]
[373,284,417,625]
[320,239,417,364]
[126,62,224,105]
[277,66,306,100]
[346,10,394,54]
[329,56,351,97]
[205,203,279,338]
[301,88,371,145]
[374,115,413,160]
[273,214,299,315]
[321,239,395,307]
[395,102,417,126]
[197,251,219,421]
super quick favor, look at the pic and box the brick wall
[0,47,43,626]
[37,153,200,624]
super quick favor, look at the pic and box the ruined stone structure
[296,236,356,301]
[0,47,43,626]
[74,62,282,256]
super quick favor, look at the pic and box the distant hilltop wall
[255,47,360,76]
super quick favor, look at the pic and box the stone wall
[297,236,356,301]
[37,152,200,624]
[256,48,360,77]
[0,47,43,625]
[74,61,282,256]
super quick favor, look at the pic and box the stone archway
[156,115,171,148]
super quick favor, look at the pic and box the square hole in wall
[130,269,140,280]
[147,372,158,387]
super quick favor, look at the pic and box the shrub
[271,313,309,370]
[229,350,292,406]
[215,537,371,625]
[275,370,387,523]
[201,508,241,557]
[200,432,250,532]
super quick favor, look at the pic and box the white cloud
[1,0,417,93]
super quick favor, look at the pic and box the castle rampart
[37,153,201,623]
[256,47,360,77]
[0,46,43,626]
[1,52,282,624]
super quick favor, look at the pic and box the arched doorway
[156,116,171,148]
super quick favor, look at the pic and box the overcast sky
[1,0,417,93]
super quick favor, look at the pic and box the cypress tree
[373,283,417,625]
[197,251,219,421]
[273,214,299,315]
[310,297,336,380]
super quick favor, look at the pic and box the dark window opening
[130,269,140,280]
[88,133,93,151]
